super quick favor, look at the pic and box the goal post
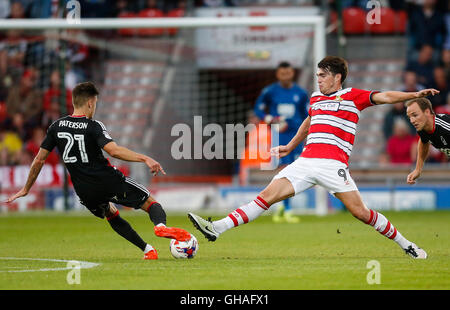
[0,16,326,88]
[0,15,328,215]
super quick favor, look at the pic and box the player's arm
[254,87,274,123]
[407,139,430,185]
[271,116,311,158]
[371,88,440,105]
[5,148,50,203]
[103,141,165,176]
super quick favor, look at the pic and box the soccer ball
[169,234,198,259]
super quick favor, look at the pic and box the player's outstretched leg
[189,178,294,241]
[335,191,427,259]
[104,203,158,259]
[141,197,191,242]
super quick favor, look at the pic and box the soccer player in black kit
[5,82,191,260]
[406,97,450,184]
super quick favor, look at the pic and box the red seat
[369,7,395,34]
[118,12,138,36]
[395,10,408,34]
[0,101,7,122]
[138,9,165,36]
[342,7,367,34]
[166,8,185,36]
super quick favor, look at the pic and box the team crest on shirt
[335,95,343,102]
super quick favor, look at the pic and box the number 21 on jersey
[57,132,89,163]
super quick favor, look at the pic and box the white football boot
[187,213,220,242]
[404,243,428,259]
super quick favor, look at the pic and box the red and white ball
[169,234,198,259]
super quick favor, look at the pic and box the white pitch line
[0,257,100,273]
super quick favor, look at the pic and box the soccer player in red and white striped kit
[189,56,440,259]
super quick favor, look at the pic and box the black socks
[107,211,147,251]
[147,202,167,226]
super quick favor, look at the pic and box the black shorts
[75,176,150,219]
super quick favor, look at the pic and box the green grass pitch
[0,210,449,290]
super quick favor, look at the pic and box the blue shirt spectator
[408,0,446,53]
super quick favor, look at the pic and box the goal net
[0,10,326,214]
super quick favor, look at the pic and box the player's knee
[105,203,118,218]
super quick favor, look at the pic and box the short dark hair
[72,82,99,108]
[318,56,348,84]
[405,97,435,115]
[277,61,292,69]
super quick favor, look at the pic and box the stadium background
[0,0,449,216]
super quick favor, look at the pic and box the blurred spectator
[0,64,14,103]
[43,70,73,116]
[167,0,186,17]
[163,0,184,12]
[8,1,26,19]
[383,101,416,140]
[199,0,236,7]
[65,38,89,82]
[29,0,65,18]
[406,44,436,87]
[435,92,450,114]
[113,0,134,16]
[389,0,407,11]
[445,7,450,50]
[1,112,31,142]
[24,127,59,165]
[5,68,43,126]
[141,0,164,16]
[167,0,186,35]
[407,0,447,59]
[139,0,165,36]
[0,0,10,19]
[0,29,27,75]
[380,118,418,165]
[41,101,62,129]
[442,49,450,81]
[397,70,426,92]
[78,0,113,18]
[0,129,23,165]
[64,61,78,90]
[430,66,449,107]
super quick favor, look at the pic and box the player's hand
[145,158,166,176]
[416,88,440,98]
[4,188,28,203]
[270,145,291,158]
[406,169,421,185]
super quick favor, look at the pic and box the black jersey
[417,113,450,157]
[41,115,124,186]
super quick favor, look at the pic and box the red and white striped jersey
[300,87,379,165]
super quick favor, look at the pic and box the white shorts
[273,157,358,195]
